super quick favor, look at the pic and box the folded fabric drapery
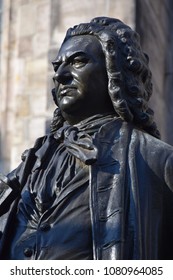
[54,113,116,165]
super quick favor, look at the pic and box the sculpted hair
[51,17,160,139]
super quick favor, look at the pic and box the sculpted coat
[0,119,173,259]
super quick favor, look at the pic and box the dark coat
[1,119,173,259]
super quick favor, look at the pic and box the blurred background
[0,0,173,173]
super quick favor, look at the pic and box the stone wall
[0,0,51,172]
[136,0,173,144]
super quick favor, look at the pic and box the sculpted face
[52,35,114,124]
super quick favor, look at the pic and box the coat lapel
[90,119,132,259]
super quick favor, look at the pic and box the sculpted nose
[53,64,72,84]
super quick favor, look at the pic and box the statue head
[52,34,114,125]
[51,16,160,139]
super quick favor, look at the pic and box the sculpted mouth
[59,86,77,96]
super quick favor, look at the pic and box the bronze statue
[0,17,173,260]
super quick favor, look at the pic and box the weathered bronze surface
[0,17,173,260]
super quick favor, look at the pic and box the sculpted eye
[72,56,89,68]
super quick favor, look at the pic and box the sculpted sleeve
[0,168,22,217]
[0,135,46,217]
[0,167,23,245]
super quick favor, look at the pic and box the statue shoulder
[21,134,49,162]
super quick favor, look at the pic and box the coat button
[40,223,51,231]
[24,248,33,258]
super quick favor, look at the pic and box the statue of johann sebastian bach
[0,17,173,260]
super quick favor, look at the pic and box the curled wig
[51,17,160,139]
